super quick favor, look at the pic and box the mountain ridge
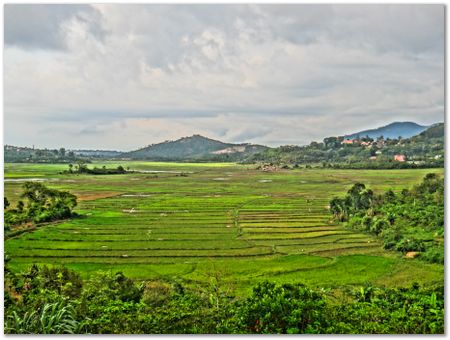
[344,121,429,140]
[5,121,442,163]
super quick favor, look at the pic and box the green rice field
[4,162,444,294]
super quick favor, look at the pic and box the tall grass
[5,302,88,334]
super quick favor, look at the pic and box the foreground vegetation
[4,264,444,334]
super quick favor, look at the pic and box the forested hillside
[120,134,268,161]
[245,123,444,168]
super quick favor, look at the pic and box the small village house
[394,154,406,162]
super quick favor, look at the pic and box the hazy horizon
[5,120,442,152]
[4,4,444,150]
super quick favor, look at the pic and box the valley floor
[4,162,444,294]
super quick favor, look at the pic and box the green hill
[120,134,268,161]
[411,122,444,139]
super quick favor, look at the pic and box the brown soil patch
[405,251,420,258]
[77,191,122,201]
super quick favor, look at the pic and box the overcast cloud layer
[4,4,444,150]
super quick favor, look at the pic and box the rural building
[341,139,355,145]
[394,154,406,162]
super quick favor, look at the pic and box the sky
[4,4,445,151]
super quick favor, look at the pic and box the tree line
[63,162,128,175]
[4,182,77,234]
[329,173,444,264]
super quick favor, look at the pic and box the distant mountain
[120,134,269,161]
[344,122,429,140]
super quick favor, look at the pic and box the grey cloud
[4,4,445,149]
[4,4,105,50]
[329,5,444,55]
[78,125,107,135]
[227,127,273,144]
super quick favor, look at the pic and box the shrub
[232,281,327,334]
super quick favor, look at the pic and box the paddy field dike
[4,162,443,294]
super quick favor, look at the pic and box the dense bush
[326,284,444,334]
[227,282,327,334]
[329,174,444,263]
[4,265,444,334]
[4,182,77,232]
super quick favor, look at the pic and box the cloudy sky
[4,4,444,150]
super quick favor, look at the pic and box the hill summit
[344,121,429,140]
[120,134,268,161]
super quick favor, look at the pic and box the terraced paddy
[4,162,444,293]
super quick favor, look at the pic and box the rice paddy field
[4,162,444,294]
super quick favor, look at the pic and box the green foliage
[329,183,374,221]
[4,182,77,231]
[4,145,85,164]
[4,265,87,334]
[330,174,444,263]
[5,302,85,334]
[66,163,129,175]
[327,284,444,334]
[4,265,444,334]
[230,281,327,334]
